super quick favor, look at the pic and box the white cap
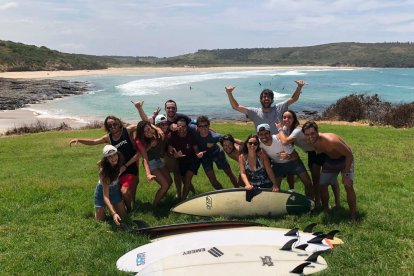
[155,114,167,125]
[102,145,117,157]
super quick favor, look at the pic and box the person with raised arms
[94,145,126,225]
[302,121,357,221]
[225,80,306,134]
[69,115,138,212]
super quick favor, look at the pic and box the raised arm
[69,134,109,147]
[275,122,295,145]
[131,100,154,123]
[225,86,248,115]
[286,80,305,106]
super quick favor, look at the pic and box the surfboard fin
[295,244,308,251]
[303,222,317,233]
[290,262,311,274]
[284,228,299,237]
[326,230,340,240]
[307,234,327,244]
[280,238,298,251]
[312,231,324,236]
[245,188,262,202]
[305,249,330,263]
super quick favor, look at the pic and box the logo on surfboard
[208,247,224,257]
[206,195,213,209]
[260,256,274,266]
[136,252,146,266]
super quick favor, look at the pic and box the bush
[322,94,414,128]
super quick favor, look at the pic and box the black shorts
[307,151,327,167]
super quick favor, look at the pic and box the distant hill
[1,40,414,71]
[153,42,414,67]
[0,40,121,72]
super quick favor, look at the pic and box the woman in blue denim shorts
[94,145,126,225]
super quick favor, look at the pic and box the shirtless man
[302,121,357,221]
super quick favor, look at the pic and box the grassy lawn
[0,122,413,275]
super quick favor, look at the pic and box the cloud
[0,1,18,10]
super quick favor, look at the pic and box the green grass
[1,123,413,275]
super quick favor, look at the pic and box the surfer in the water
[302,121,357,221]
[94,145,126,225]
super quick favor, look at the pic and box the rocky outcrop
[0,78,90,110]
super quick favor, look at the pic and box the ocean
[24,68,414,124]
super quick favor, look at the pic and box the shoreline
[0,65,355,134]
[0,65,347,79]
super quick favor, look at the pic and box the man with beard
[225,80,306,134]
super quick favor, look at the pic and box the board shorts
[320,156,354,185]
[272,159,307,178]
[94,182,122,208]
[201,150,230,173]
[118,173,137,189]
[307,151,327,167]
[178,158,201,177]
[149,158,164,171]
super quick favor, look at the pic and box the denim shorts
[94,182,122,208]
[149,158,164,171]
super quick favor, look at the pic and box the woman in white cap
[94,145,126,225]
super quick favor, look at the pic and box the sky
[1,0,414,57]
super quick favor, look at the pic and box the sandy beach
[0,65,338,134]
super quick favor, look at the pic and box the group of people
[70,79,357,225]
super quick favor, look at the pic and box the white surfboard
[117,226,332,273]
[139,244,328,276]
[171,188,314,217]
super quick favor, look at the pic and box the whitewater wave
[115,71,278,96]
[22,107,90,124]
[273,70,307,76]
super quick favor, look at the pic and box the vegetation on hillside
[0,40,120,71]
[154,42,414,67]
[1,40,414,71]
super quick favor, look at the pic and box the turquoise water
[25,68,414,123]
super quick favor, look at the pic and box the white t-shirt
[259,135,293,164]
[288,127,314,152]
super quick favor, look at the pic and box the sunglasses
[157,122,168,127]
[107,123,119,129]
[248,142,259,146]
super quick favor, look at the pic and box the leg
[205,169,223,190]
[344,183,357,221]
[298,171,314,199]
[331,181,341,208]
[120,185,133,212]
[319,185,330,213]
[224,167,239,188]
[95,207,106,222]
[286,174,295,190]
[118,173,137,212]
[113,201,126,219]
[182,171,194,199]
[151,168,172,208]
[310,164,322,206]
